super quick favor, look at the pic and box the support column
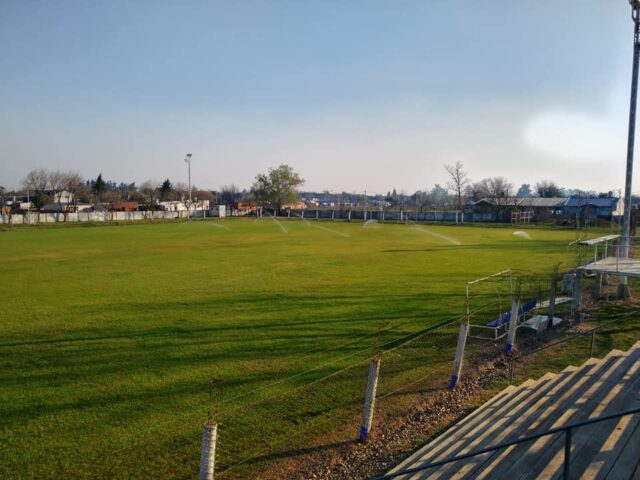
[593,273,602,301]
[449,321,469,389]
[573,272,582,323]
[547,276,557,330]
[199,422,218,480]
[359,356,381,442]
[506,298,520,353]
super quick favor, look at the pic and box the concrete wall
[0,209,213,225]
[1,209,498,225]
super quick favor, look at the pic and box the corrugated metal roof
[518,197,566,208]
[564,197,619,208]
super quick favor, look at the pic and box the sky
[0,1,637,194]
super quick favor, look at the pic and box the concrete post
[288,210,291,218]
[573,272,582,323]
[593,273,602,301]
[382,211,385,222]
[547,277,557,330]
[316,210,319,220]
[359,356,381,442]
[348,210,352,221]
[364,210,367,222]
[505,298,520,353]
[199,422,218,480]
[301,210,304,219]
[449,321,469,389]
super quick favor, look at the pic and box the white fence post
[199,422,218,480]
[449,321,469,389]
[359,355,381,442]
[573,272,582,322]
[505,298,520,353]
[547,276,557,329]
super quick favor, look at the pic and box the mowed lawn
[0,219,576,479]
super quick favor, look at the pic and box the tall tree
[159,179,173,201]
[92,173,107,201]
[65,172,86,212]
[516,184,533,198]
[535,180,562,198]
[220,184,239,208]
[140,180,160,206]
[22,169,49,209]
[251,164,304,212]
[444,161,468,211]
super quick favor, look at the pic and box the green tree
[92,173,107,200]
[251,165,304,212]
[159,179,173,201]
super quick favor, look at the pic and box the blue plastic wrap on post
[449,374,459,390]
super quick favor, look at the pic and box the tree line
[0,163,620,215]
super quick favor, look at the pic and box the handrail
[375,407,640,479]
[509,309,640,384]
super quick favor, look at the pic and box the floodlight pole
[185,153,193,220]
[619,0,640,298]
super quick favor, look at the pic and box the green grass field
[0,219,585,478]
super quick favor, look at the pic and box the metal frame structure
[511,210,533,224]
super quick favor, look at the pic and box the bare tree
[173,182,191,216]
[65,172,86,215]
[22,169,49,210]
[140,180,160,220]
[444,161,468,211]
[48,170,68,220]
[48,170,84,221]
[220,184,239,210]
[535,180,562,198]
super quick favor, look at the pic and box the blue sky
[0,1,635,194]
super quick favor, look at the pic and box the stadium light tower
[619,0,640,298]
[185,153,193,220]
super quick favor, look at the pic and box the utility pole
[619,0,640,298]
[185,153,193,220]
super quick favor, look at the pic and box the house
[52,190,74,204]
[233,201,257,215]
[159,200,210,212]
[209,205,226,218]
[562,197,623,218]
[471,196,622,221]
[112,201,139,212]
[282,201,307,210]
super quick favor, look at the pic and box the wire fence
[35,265,634,479]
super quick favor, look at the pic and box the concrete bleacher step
[416,363,598,479]
[515,350,640,480]
[469,359,604,479]
[389,381,530,475]
[476,352,633,480]
[386,341,640,480]
[442,356,615,480]
[572,376,640,479]
[571,348,640,479]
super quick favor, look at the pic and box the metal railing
[375,407,640,479]
[508,310,639,384]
